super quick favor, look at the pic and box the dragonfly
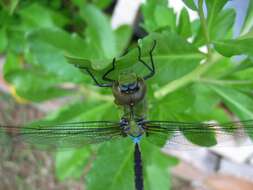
[1,40,253,190]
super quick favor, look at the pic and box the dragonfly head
[118,73,138,93]
[112,73,146,106]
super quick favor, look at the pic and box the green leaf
[141,140,178,190]
[114,25,132,55]
[18,3,68,28]
[0,0,19,14]
[191,83,220,115]
[185,83,231,124]
[10,0,19,13]
[120,31,203,86]
[160,112,217,147]
[72,0,87,7]
[209,85,253,139]
[27,28,88,82]
[141,0,176,33]
[210,9,235,40]
[86,139,134,190]
[28,28,87,57]
[40,100,118,181]
[66,31,204,87]
[206,57,253,91]
[241,0,253,35]
[92,0,112,9]
[154,6,176,30]
[56,148,92,180]
[206,0,229,28]
[194,0,233,46]
[229,59,253,82]
[0,27,7,52]
[5,28,26,54]
[183,124,217,147]
[3,53,72,102]
[182,0,197,11]
[209,85,253,120]
[177,8,192,38]
[7,70,72,102]
[43,100,118,124]
[149,87,195,120]
[80,4,117,59]
[213,35,253,57]
[19,3,56,28]
[147,87,196,147]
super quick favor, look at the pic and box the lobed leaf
[182,0,197,11]
[213,34,253,57]
[177,8,192,39]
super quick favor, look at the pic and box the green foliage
[86,139,135,190]
[177,8,192,38]
[214,32,253,57]
[1,0,253,190]
[182,0,197,10]
[141,140,179,190]
[141,0,176,32]
[241,0,253,35]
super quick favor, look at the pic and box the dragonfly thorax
[120,118,146,142]
[112,78,146,106]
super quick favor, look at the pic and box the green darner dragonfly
[1,40,253,190]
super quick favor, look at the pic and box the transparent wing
[0,121,124,150]
[144,120,253,148]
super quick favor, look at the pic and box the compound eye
[119,84,128,92]
[128,82,138,90]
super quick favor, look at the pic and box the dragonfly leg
[119,117,129,137]
[102,58,116,82]
[138,40,157,80]
[75,65,112,87]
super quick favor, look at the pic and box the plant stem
[154,53,222,99]
[198,78,253,85]
[154,0,216,99]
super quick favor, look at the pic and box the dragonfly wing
[144,120,253,149]
[0,121,124,150]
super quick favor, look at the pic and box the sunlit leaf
[241,0,253,35]
[0,27,7,52]
[177,8,192,38]
[80,4,117,60]
[182,0,197,11]
[213,34,253,57]
[86,139,134,190]
[141,0,176,32]
[209,85,253,122]
[141,140,178,190]
[194,0,233,46]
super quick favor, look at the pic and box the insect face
[119,82,139,94]
[112,75,146,106]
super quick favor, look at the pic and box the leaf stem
[154,0,217,99]
[198,78,253,86]
[154,53,222,99]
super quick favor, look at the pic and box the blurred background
[1,0,253,190]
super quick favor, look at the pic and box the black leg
[102,58,116,82]
[138,40,157,80]
[76,65,112,87]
